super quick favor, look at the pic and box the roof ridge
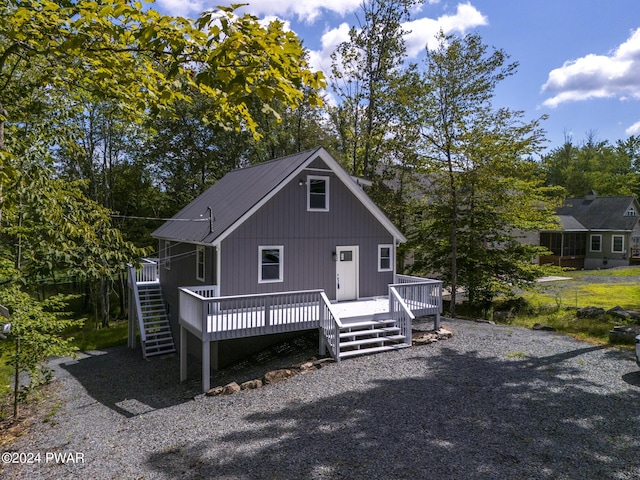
[228,147,321,173]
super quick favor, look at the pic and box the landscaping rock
[532,323,557,332]
[263,369,295,385]
[576,306,606,318]
[412,327,454,345]
[221,382,241,395]
[607,306,630,319]
[205,386,224,397]
[608,325,640,344]
[240,379,263,390]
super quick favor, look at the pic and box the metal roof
[152,147,406,244]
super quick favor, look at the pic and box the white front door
[336,246,358,301]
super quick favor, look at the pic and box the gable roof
[152,147,406,245]
[554,195,639,231]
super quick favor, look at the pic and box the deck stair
[338,319,410,359]
[137,283,176,358]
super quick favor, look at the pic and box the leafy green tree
[0,284,82,419]
[329,0,417,177]
[409,31,559,315]
[542,133,639,197]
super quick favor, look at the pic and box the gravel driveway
[3,318,640,480]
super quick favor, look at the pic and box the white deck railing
[136,258,159,283]
[392,274,442,329]
[179,287,322,341]
[389,286,415,344]
[319,292,343,361]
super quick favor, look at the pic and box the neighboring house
[540,191,640,269]
[128,147,442,391]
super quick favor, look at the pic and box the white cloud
[156,0,362,22]
[542,28,640,108]
[308,3,488,74]
[626,120,640,136]
[154,0,206,17]
[404,2,488,58]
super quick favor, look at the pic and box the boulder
[576,306,606,318]
[221,382,241,395]
[240,379,263,390]
[263,369,295,385]
[532,323,556,332]
[609,325,640,344]
[205,386,225,397]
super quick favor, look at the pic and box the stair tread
[339,343,410,359]
[340,335,405,348]
[339,326,400,339]
[340,319,396,330]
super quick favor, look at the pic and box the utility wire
[110,214,209,222]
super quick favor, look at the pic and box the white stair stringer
[338,319,410,360]
[137,283,176,358]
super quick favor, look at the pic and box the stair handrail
[319,292,343,361]
[389,286,415,345]
[128,264,147,347]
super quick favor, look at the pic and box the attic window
[625,206,637,216]
[259,246,283,283]
[307,176,329,211]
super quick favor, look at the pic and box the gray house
[153,146,406,312]
[540,191,640,269]
[128,147,442,391]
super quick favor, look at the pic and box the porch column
[128,287,135,349]
[180,325,187,382]
[202,339,210,392]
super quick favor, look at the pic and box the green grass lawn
[496,266,640,345]
[64,320,130,352]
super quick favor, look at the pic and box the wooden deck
[128,261,443,392]
[176,276,442,391]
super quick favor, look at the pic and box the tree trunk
[100,276,110,328]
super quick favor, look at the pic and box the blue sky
[155,0,640,153]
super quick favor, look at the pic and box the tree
[330,0,417,177]
[542,133,639,197]
[409,31,559,315]
[0,0,325,219]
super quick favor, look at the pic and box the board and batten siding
[220,165,395,299]
[159,240,217,332]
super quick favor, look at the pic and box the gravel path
[3,318,640,480]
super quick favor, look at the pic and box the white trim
[589,234,602,252]
[196,245,205,282]
[307,175,330,212]
[215,243,222,295]
[378,244,393,272]
[612,235,625,254]
[258,245,284,283]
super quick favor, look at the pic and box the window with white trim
[378,244,393,272]
[196,245,205,282]
[612,235,625,254]
[307,176,329,211]
[590,234,602,252]
[259,246,283,283]
[625,206,637,216]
